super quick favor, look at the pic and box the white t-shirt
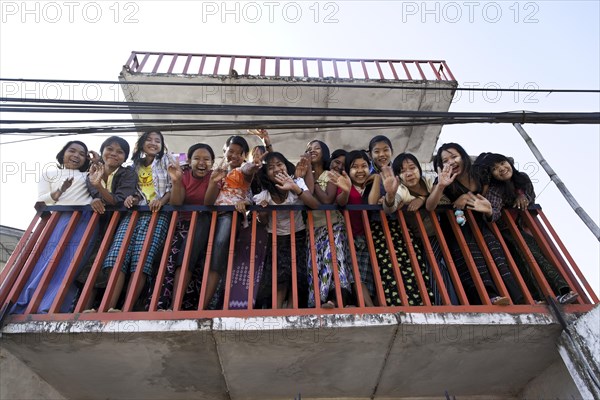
[38,167,92,205]
[253,177,309,235]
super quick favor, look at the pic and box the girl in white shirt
[12,141,95,314]
[253,152,319,308]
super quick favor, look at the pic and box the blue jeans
[209,213,237,274]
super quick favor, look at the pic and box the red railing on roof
[124,51,456,81]
[0,204,596,324]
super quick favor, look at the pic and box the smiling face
[440,148,464,176]
[190,148,213,179]
[142,132,163,157]
[62,143,88,170]
[102,141,127,169]
[370,141,393,170]
[349,158,370,186]
[306,141,323,165]
[266,156,288,182]
[491,160,513,181]
[330,155,345,174]
[225,143,246,168]
[399,159,421,188]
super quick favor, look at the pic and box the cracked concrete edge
[0,312,561,337]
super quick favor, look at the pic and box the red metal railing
[0,204,596,324]
[124,51,456,81]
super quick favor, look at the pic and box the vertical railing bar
[137,53,151,73]
[50,212,100,313]
[25,212,82,314]
[332,60,339,79]
[182,55,192,75]
[198,211,218,310]
[388,61,400,80]
[122,212,160,312]
[375,61,385,80]
[151,53,164,74]
[199,56,207,75]
[361,211,386,306]
[342,210,365,308]
[317,59,324,78]
[125,52,138,71]
[167,55,179,74]
[429,61,442,80]
[75,211,121,313]
[464,209,512,303]
[172,211,197,312]
[149,210,179,311]
[306,211,321,310]
[397,211,432,306]
[442,61,456,81]
[3,212,61,311]
[271,210,278,309]
[361,61,369,79]
[531,210,597,303]
[229,56,236,75]
[497,211,549,303]
[446,210,490,305]
[429,211,469,305]
[346,61,354,80]
[213,56,221,75]
[222,212,238,311]
[412,211,451,305]
[99,211,140,312]
[378,212,409,306]
[260,57,266,76]
[325,211,344,308]
[302,59,309,78]
[274,58,280,78]
[247,211,258,310]
[289,211,298,310]
[415,61,427,80]
[0,211,45,295]
[401,62,412,80]
[244,57,251,75]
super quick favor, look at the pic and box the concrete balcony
[118,52,458,161]
[0,204,597,399]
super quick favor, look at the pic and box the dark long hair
[474,152,535,204]
[345,150,370,174]
[224,135,250,156]
[100,136,131,162]
[56,140,90,172]
[132,131,167,164]
[433,143,479,199]
[257,152,296,196]
[306,140,331,170]
[392,152,422,177]
[187,143,215,162]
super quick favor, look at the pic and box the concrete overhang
[119,69,457,162]
[2,312,565,399]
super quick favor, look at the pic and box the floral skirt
[307,223,354,307]
[370,219,434,306]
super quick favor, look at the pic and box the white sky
[1,0,598,295]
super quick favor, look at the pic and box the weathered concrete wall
[557,305,600,399]
[119,71,456,163]
[0,345,65,400]
[519,358,581,399]
[1,312,574,400]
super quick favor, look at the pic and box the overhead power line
[1,77,599,93]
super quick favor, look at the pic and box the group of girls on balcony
[13,133,578,315]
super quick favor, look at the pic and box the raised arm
[328,170,352,206]
[168,163,185,206]
[426,164,456,211]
